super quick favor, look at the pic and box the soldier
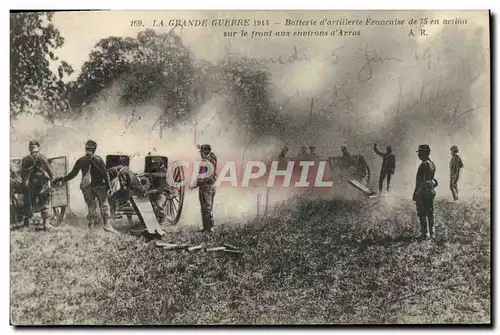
[309,146,319,162]
[308,146,320,185]
[412,144,438,240]
[373,143,396,193]
[20,140,54,229]
[277,146,290,170]
[190,144,217,233]
[10,168,23,196]
[449,145,464,201]
[146,156,168,224]
[295,146,310,163]
[54,140,116,233]
[108,157,147,225]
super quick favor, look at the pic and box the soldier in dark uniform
[412,144,438,239]
[147,156,168,224]
[449,145,464,201]
[190,144,217,232]
[54,140,116,233]
[20,140,54,229]
[373,143,396,193]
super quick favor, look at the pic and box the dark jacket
[20,152,53,185]
[374,147,396,174]
[413,159,436,199]
[449,155,464,177]
[63,154,110,188]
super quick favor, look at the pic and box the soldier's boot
[419,216,429,240]
[43,217,54,231]
[428,213,435,239]
[23,217,30,227]
[103,219,118,234]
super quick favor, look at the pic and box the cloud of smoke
[10,18,490,227]
[10,84,300,225]
[259,22,490,200]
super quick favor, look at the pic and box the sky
[51,10,488,80]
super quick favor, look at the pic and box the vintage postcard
[9,10,490,325]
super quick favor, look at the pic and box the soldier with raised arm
[412,144,438,240]
[54,140,117,233]
[20,140,54,229]
[373,143,396,193]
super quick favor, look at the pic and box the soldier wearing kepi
[412,144,438,240]
[449,145,464,201]
[147,156,168,224]
[373,143,396,193]
[54,140,117,233]
[190,144,217,233]
[20,140,54,229]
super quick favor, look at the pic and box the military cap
[450,145,459,153]
[200,144,211,152]
[85,140,97,150]
[29,140,40,147]
[417,144,431,152]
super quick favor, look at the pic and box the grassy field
[10,195,491,325]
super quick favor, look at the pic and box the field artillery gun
[106,154,186,229]
[328,154,375,196]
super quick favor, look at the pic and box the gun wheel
[163,164,185,225]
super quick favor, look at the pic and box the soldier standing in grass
[449,145,464,201]
[190,144,217,233]
[54,140,117,233]
[412,144,438,240]
[373,143,396,193]
[20,140,54,230]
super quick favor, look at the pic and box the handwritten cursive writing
[357,44,401,82]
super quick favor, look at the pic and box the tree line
[10,12,281,140]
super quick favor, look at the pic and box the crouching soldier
[190,144,217,233]
[20,140,54,229]
[54,140,117,233]
[146,156,168,224]
[108,158,147,225]
[412,144,438,240]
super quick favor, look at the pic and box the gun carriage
[106,154,186,227]
[10,156,69,226]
